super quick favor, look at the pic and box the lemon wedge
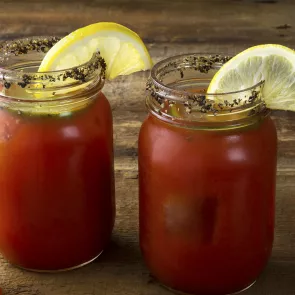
[207,44,295,111]
[38,22,153,79]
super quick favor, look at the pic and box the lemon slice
[38,22,153,79]
[208,44,295,111]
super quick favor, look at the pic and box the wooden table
[1,1,295,294]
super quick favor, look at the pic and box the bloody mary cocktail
[0,37,115,271]
[139,54,277,295]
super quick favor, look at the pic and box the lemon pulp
[38,22,153,80]
[208,44,295,111]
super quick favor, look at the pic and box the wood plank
[0,0,294,46]
[1,258,295,295]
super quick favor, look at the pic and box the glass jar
[139,54,277,295]
[0,37,115,272]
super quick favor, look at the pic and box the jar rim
[146,53,268,128]
[0,36,106,91]
[151,53,265,97]
[147,53,266,113]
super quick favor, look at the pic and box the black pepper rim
[0,36,106,89]
[146,52,267,115]
[150,52,264,96]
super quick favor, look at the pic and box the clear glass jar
[139,54,277,295]
[0,37,115,272]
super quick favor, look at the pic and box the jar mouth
[149,52,265,98]
[0,36,106,98]
[146,53,267,128]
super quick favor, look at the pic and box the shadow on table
[2,241,295,295]
[95,237,142,264]
[243,260,295,295]
[94,238,295,294]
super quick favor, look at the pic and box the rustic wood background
[1,0,295,294]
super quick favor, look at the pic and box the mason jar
[139,53,277,295]
[0,37,115,272]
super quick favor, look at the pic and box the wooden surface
[1,0,295,294]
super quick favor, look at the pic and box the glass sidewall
[0,39,115,272]
[139,104,277,294]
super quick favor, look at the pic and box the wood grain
[1,1,295,294]
[0,0,294,46]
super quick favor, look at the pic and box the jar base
[160,280,256,295]
[9,250,103,273]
